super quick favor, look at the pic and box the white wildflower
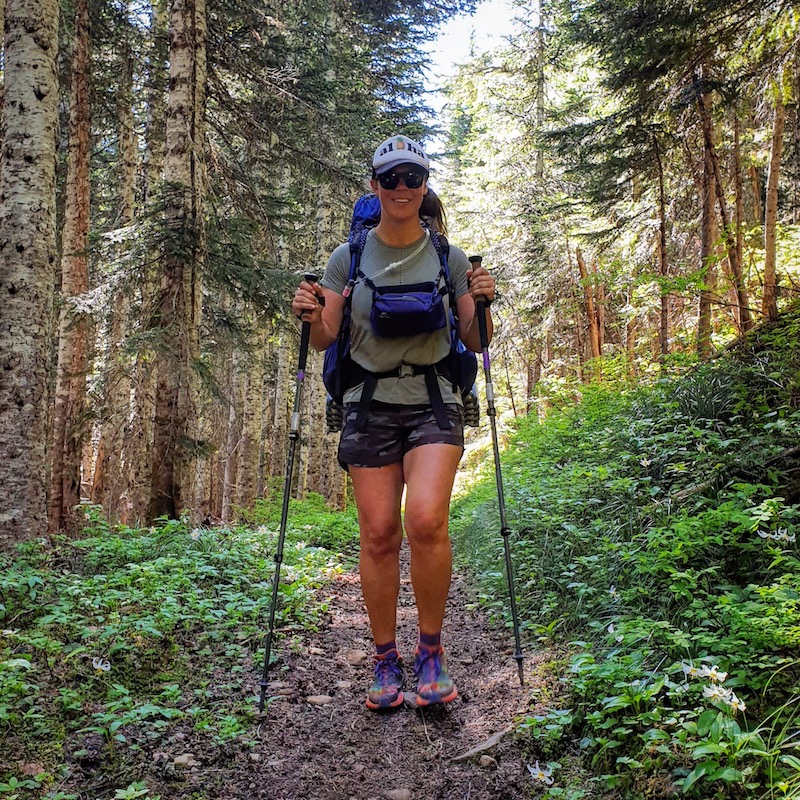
[758,530,771,539]
[607,623,615,634]
[681,662,699,678]
[609,585,618,598]
[527,761,554,785]
[700,664,728,683]
[703,684,730,702]
[726,692,747,714]
[190,528,202,541]
[1,629,18,637]
[639,457,651,467]
[92,656,111,672]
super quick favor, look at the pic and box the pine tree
[50,0,92,532]
[0,0,60,544]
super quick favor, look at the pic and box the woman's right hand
[291,278,324,324]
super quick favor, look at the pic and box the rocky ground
[239,544,551,800]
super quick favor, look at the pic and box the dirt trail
[243,543,542,800]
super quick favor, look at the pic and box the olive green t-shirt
[321,228,471,406]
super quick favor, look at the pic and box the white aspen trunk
[269,335,291,483]
[763,91,784,322]
[49,0,91,533]
[149,0,207,521]
[220,356,239,523]
[257,338,277,499]
[0,0,60,545]
[236,339,266,510]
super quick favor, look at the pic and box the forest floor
[146,543,552,800]
[243,546,549,800]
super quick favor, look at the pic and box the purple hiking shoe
[366,650,405,710]
[413,646,458,706]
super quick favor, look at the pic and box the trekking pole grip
[469,256,490,350]
[298,272,319,372]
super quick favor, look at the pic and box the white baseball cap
[372,135,430,175]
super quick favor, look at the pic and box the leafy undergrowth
[452,304,800,798]
[0,493,359,799]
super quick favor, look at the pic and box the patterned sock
[376,640,398,659]
[418,631,441,652]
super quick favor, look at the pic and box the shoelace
[415,649,443,683]
[374,657,403,687]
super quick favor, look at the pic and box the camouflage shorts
[338,402,464,470]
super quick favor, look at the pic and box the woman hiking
[291,134,496,710]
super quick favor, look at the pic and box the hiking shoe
[413,647,458,706]
[366,651,405,710]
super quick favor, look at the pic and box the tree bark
[49,0,91,532]
[236,345,265,510]
[149,0,207,521]
[0,0,60,545]
[763,90,784,322]
[732,112,746,332]
[697,142,717,359]
[697,90,752,333]
[92,23,137,517]
[576,247,601,361]
[123,0,167,525]
[654,139,669,360]
[220,356,239,523]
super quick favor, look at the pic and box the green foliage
[0,494,358,796]
[454,304,800,797]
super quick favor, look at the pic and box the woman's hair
[420,188,447,236]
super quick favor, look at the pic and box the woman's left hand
[466,264,496,306]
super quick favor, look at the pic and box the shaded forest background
[1,0,799,545]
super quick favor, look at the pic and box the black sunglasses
[377,167,428,190]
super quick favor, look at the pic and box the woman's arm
[457,264,495,352]
[291,279,345,352]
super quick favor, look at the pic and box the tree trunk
[697,142,717,359]
[0,0,60,545]
[654,139,669,360]
[123,0,167,525]
[49,0,91,533]
[236,346,265,510]
[763,90,785,322]
[576,247,601,361]
[749,165,763,224]
[220,356,239,523]
[732,112,746,332]
[149,0,207,521]
[269,335,291,481]
[697,90,752,332]
[92,26,137,517]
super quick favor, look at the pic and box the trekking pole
[258,272,323,714]
[470,255,525,687]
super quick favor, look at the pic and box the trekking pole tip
[516,656,525,687]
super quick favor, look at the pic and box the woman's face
[370,163,428,225]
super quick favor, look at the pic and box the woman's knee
[359,519,403,561]
[404,504,450,547]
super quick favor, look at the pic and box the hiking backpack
[323,193,479,433]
